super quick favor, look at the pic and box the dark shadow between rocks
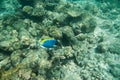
[61,33,72,46]
[18,0,35,6]
[65,16,82,25]
[0,48,12,56]
[22,12,44,23]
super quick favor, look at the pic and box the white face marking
[40,45,53,50]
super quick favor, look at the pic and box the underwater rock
[32,5,45,17]
[73,38,97,65]
[99,20,112,30]
[48,26,63,39]
[42,18,53,26]
[71,22,82,35]
[0,38,19,51]
[12,41,21,50]
[24,19,40,37]
[75,33,88,41]
[20,49,51,79]
[18,28,31,47]
[52,46,74,60]
[54,1,68,12]
[1,63,32,80]
[67,10,81,18]
[0,40,12,51]
[66,3,82,18]
[20,36,31,47]
[0,28,21,51]
[13,20,27,31]
[1,48,50,79]
[110,63,120,78]
[43,0,60,11]
[62,26,77,45]
[110,67,120,78]
[81,18,97,33]
[23,19,31,26]
[22,5,45,17]
[47,11,67,24]
[0,52,7,61]
[71,14,94,35]
[10,30,21,50]
[18,69,32,80]
[50,29,63,39]
[20,49,49,68]
[80,11,93,21]
[62,61,82,80]
[28,27,37,36]
[95,43,107,53]
[36,75,45,80]
[1,70,18,80]
[48,61,82,80]
[22,6,33,15]
[10,50,23,66]
[84,2,98,14]
[75,33,95,44]
[108,40,120,54]
[29,21,42,37]
[0,57,10,70]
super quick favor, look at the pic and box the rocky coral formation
[0,0,120,80]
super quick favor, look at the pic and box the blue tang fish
[39,38,57,49]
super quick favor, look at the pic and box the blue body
[42,40,57,48]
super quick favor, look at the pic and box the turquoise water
[0,0,21,19]
[0,0,120,80]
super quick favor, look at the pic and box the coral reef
[0,0,120,80]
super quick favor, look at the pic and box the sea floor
[0,0,120,80]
